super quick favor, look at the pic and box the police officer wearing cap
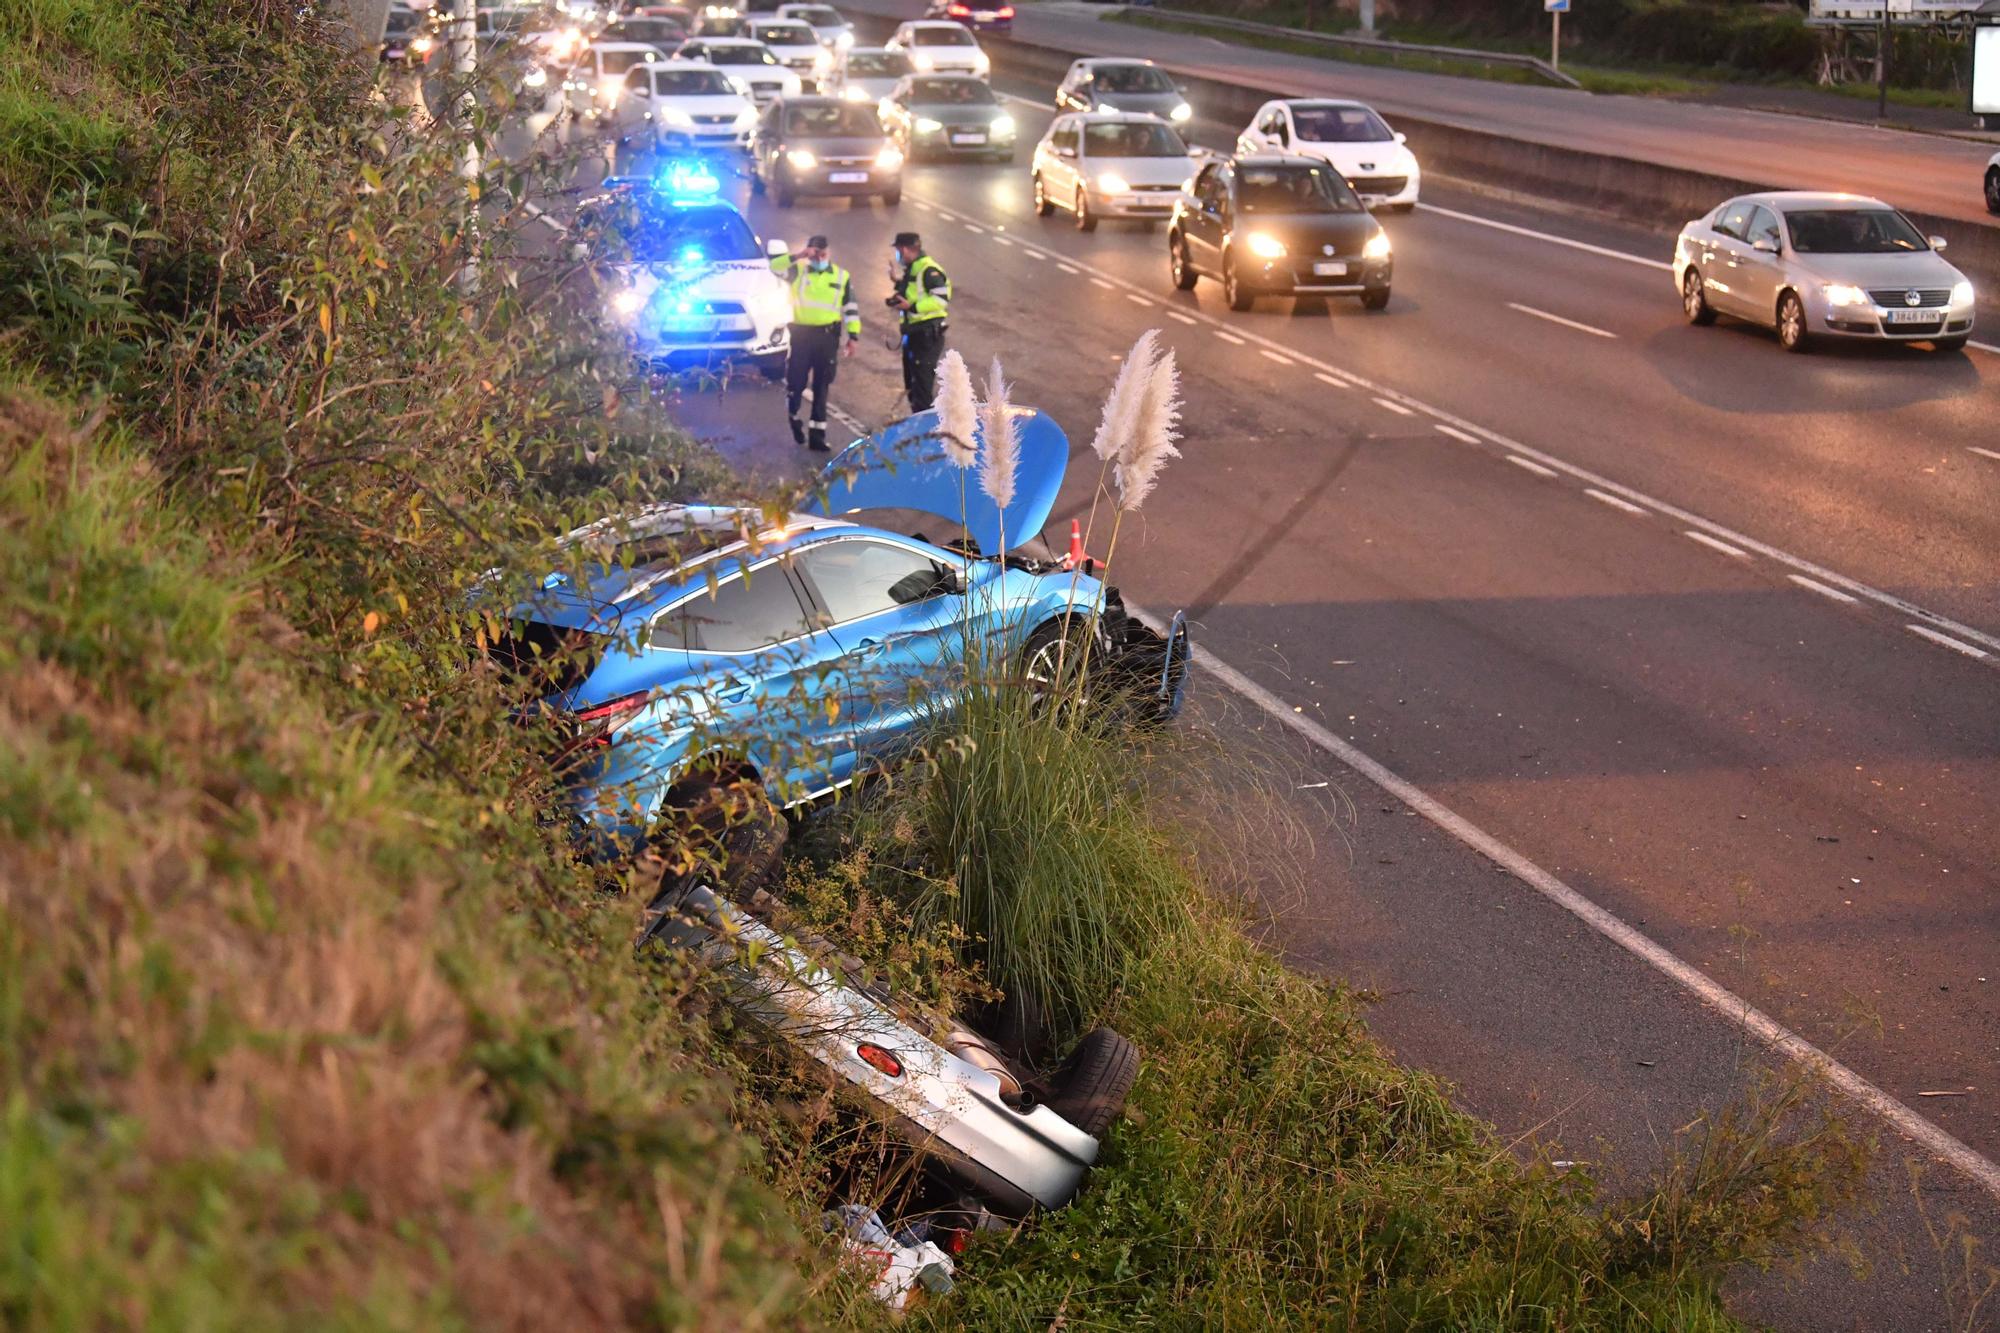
[885,231,950,412]
[771,233,860,452]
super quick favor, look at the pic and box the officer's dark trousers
[786,323,842,449]
[901,320,947,413]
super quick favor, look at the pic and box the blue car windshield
[618,204,761,262]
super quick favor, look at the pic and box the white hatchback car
[674,35,803,104]
[746,17,830,82]
[612,59,757,152]
[1032,113,1199,230]
[821,44,911,100]
[777,2,854,52]
[1236,98,1420,212]
[565,40,670,123]
[886,20,989,78]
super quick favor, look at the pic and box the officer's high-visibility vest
[896,254,950,326]
[772,256,861,337]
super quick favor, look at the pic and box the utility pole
[452,0,481,293]
[1544,0,1569,72]
[1875,2,1891,120]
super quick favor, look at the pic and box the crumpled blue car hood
[805,406,1067,556]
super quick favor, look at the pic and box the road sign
[1545,0,1569,11]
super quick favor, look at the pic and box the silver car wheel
[1777,292,1809,353]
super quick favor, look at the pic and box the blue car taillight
[568,691,650,751]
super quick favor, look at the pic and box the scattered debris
[1917,1091,1970,1098]
[825,1206,956,1310]
[1635,1060,1657,1068]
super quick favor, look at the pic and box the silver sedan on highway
[1675,191,1975,353]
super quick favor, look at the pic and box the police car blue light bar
[657,161,722,201]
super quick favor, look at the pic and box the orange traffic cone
[1064,518,1086,569]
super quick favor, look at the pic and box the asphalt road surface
[837,0,2000,231]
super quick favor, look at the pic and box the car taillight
[569,692,649,748]
[946,3,969,14]
[996,4,1013,14]
[857,1043,904,1078]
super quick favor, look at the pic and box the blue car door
[664,552,860,801]
[792,535,968,755]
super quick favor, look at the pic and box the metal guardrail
[1128,7,1585,90]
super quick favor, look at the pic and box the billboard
[1810,0,1984,15]
[1977,24,2000,115]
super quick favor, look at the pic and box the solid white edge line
[1789,573,1859,605]
[1970,446,2000,462]
[1313,371,1349,389]
[1507,301,1619,339]
[1585,487,1647,515]
[1122,602,2000,1207]
[939,197,2000,659]
[1214,330,1245,345]
[1373,397,1415,416]
[1418,201,1672,272]
[1435,424,1480,445]
[1907,623,1992,659]
[1261,349,1294,365]
[1507,455,1557,478]
[1686,529,1750,558]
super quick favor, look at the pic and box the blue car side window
[677,563,812,652]
[798,541,948,626]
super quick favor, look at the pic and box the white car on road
[565,41,670,123]
[1032,112,1199,230]
[821,44,911,101]
[746,17,830,82]
[777,2,854,51]
[1235,98,1420,212]
[886,20,990,78]
[674,36,803,104]
[612,59,758,151]
[1674,191,1976,353]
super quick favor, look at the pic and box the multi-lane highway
[545,67,2000,1325]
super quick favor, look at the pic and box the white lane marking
[1167,310,1198,324]
[911,199,933,211]
[1214,330,1245,345]
[1970,446,2000,462]
[1022,249,1045,261]
[912,191,2000,657]
[1971,341,2000,357]
[1418,201,1671,273]
[1507,455,1558,478]
[1261,349,1294,365]
[1125,602,2000,1209]
[1056,262,1080,275]
[1091,276,1116,289]
[964,222,986,234]
[993,236,1014,247]
[1507,301,1618,339]
[1686,529,1749,559]
[1126,292,1154,307]
[1789,574,1858,604]
[1373,397,1414,416]
[827,403,872,441]
[1908,624,1991,659]
[1585,487,1647,515]
[1313,371,1349,389]
[1435,423,1480,445]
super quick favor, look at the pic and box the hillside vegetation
[1,0,1869,1327]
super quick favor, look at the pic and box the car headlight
[1363,230,1392,260]
[912,52,933,69]
[990,113,1014,136]
[750,287,792,328]
[733,106,757,128]
[1245,232,1285,260]
[835,28,853,47]
[914,116,942,133]
[787,147,818,169]
[841,84,868,101]
[410,35,435,53]
[1097,171,1130,194]
[661,106,695,127]
[875,144,904,170]
[1951,280,1975,306]
[814,49,831,70]
[1822,282,1868,308]
[523,65,548,87]
[973,54,990,73]
[784,73,802,92]
[609,287,646,321]
[1170,101,1192,122]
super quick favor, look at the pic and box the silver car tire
[1682,268,1716,327]
[1032,172,1054,217]
[1987,169,2000,216]
[1776,291,1810,354]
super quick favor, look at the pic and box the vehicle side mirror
[1274,125,1289,144]
[939,566,966,596]
[1930,234,1948,251]
[1393,130,1407,144]
[1752,237,1778,255]
[631,85,651,96]
[767,238,790,257]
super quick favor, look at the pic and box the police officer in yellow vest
[771,233,860,453]
[885,231,951,412]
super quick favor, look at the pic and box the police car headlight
[787,148,818,169]
[875,144,904,170]
[783,72,803,93]
[1363,230,1392,260]
[1245,232,1286,260]
[1951,280,1975,307]
[1097,171,1130,194]
[914,116,942,133]
[990,113,1014,136]
[609,287,646,321]
[1170,101,1192,122]
[750,287,792,328]
[841,84,868,101]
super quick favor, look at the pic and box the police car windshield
[705,43,775,63]
[619,204,761,262]
[1092,64,1171,92]
[1291,104,1392,143]
[847,51,909,75]
[597,49,662,75]
[786,103,881,135]
[1783,208,1928,254]
[1083,121,1185,157]
[911,26,975,44]
[1238,164,1362,214]
[909,77,992,103]
[752,21,813,41]
[652,66,734,93]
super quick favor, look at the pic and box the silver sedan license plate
[1886,308,1936,324]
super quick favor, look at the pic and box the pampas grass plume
[935,349,977,467]
[978,356,1018,511]
[1115,346,1181,512]
[1088,329,1159,462]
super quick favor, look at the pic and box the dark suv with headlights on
[1168,153,1392,312]
[751,96,905,206]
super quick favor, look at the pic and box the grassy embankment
[2,0,1868,1326]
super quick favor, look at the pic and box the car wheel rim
[1989,174,2000,208]
[1684,274,1701,318]
[1781,300,1801,343]
[1172,243,1184,283]
[1025,638,1089,704]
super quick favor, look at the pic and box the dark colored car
[923,0,1014,32]
[879,74,1016,163]
[380,5,438,63]
[1167,153,1393,311]
[751,96,904,206]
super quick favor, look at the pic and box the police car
[576,164,794,376]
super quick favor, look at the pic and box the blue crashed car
[489,406,1189,854]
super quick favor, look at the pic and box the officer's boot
[789,407,807,447]
[808,419,831,453]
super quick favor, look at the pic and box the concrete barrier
[853,12,2000,286]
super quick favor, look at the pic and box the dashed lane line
[1373,397,1414,416]
[1585,487,1647,515]
[1790,574,1859,605]
[1126,292,1154,307]
[1686,529,1750,559]
[1507,455,1558,478]
[1167,310,1198,324]
[1908,624,1991,659]
[1971,446,2000,462]
[1313,371,1349,389]
[1261,349,1294,366]
[1214,330,1245,345]
[1091,276,1117,290]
